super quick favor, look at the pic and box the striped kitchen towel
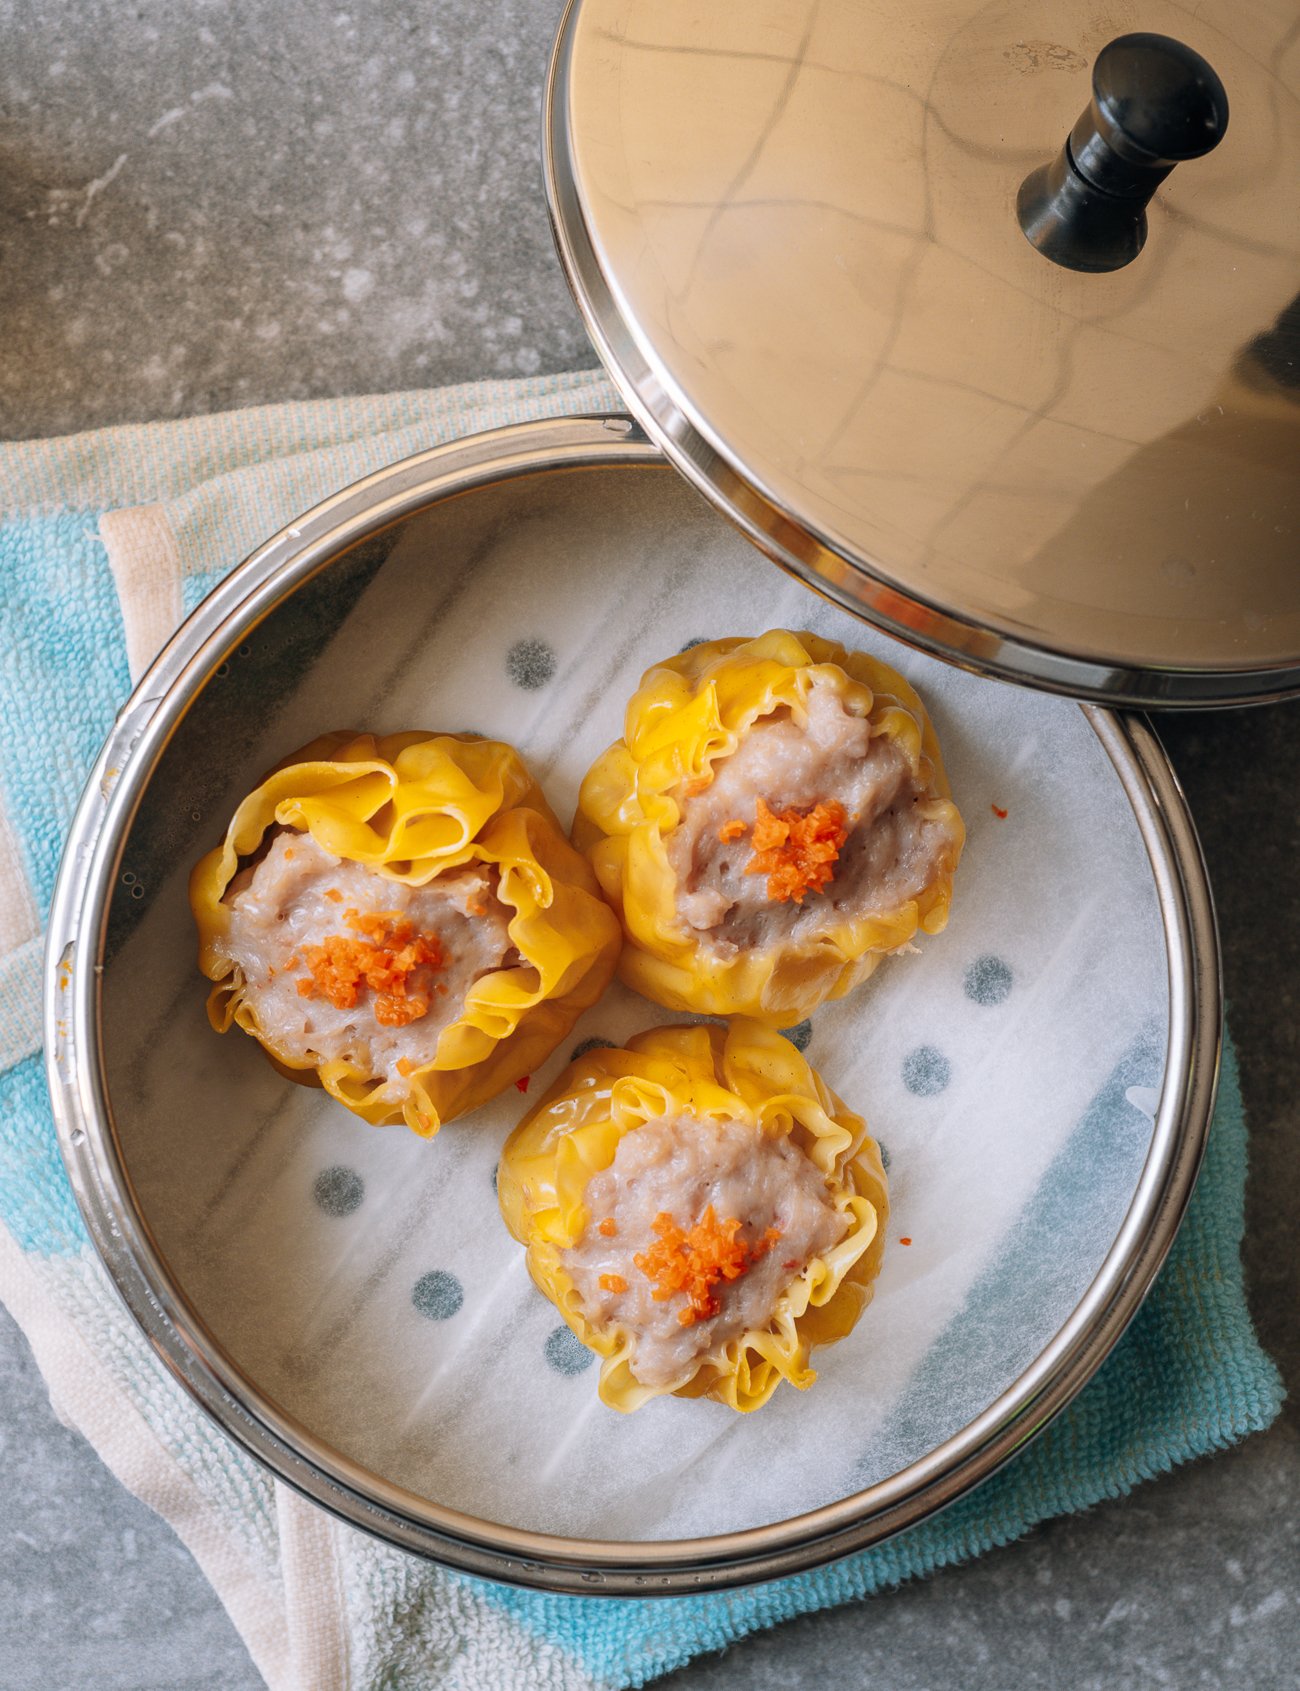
[0,372,1283,1691]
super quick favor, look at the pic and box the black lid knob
[1018,33,1229,272]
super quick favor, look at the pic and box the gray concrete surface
[0,0,592,437]
[1,1,1296,1686]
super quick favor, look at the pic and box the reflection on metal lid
[547,0,1300,705]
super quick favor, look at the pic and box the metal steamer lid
[545,0,1300,706]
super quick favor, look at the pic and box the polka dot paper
[96,464,1167,1542]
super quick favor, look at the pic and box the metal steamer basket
[44,0,1296,1596]
[47,421,1216,1593]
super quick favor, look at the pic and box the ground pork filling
[563,1114,849,1389]
[218,829,517,1084]
[667,679,957,952]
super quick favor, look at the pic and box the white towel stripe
[0,934,43,1072]
[0,801,40,956]
[100,503,185,683]
[278,1487,352,1691]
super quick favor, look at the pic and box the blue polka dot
[412,1270,463,1321]
[313,1166,364,1216]
[506,637,556,690]
[545,1325,594,1375]
[490,1161,499,1193]
[679,637,709,652]
[780,1019,813,1053]
[570,1036,615,1062]
[902,1045,951,1097]
[964,955,1014,1006]
[877,1142,891,1172]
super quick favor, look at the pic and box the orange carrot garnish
[717,819,748,843]
[598,1218,617,1237]
[899,1236,913,1246]
[295,908,444,1027]
[633,1207,782,1326]
[753,1227,782,1259]
[991,804,1008,820]
[325,888,343,902]
[745,797,848,903]
[683,771,713,796]
[599,1273,628,1294]
[396,1057,414,1077]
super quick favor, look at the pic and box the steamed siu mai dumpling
[497,1021,889,1412]
[190,731,621,1137]
[574,631,964,1023]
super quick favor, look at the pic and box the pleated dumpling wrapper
[498,1021,889,1413]
[190,731,621,1137]
[575,630,965,1023]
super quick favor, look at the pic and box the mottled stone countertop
[1,3,1296,1687]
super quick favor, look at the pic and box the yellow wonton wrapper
[574,629,965,1022]
[190,731,621,1137]
[498,1021,889,1413]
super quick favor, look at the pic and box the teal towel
[0,375,1282,1691]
